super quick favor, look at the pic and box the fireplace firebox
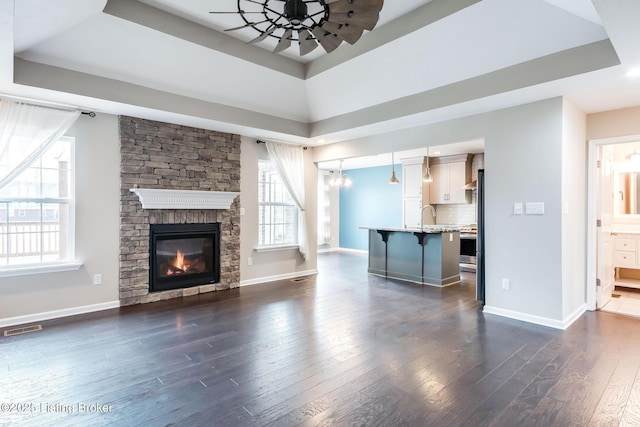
[149,223,220,292]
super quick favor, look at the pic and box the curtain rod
[256,139,307,150]
[0,95,96,117]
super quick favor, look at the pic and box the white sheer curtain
[265,140,309,260]
[0,98,80,190]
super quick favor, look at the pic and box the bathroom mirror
[616,172,640,215]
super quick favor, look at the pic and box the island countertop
[359,226,461,234]
[362,227,461,287]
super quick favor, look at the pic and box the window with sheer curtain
[258,160,299,247]
[0,98,79,269]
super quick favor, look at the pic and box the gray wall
[314,97,581,325]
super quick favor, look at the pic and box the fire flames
[167,250,191,275]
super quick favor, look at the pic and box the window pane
[257,160,298,246]
[0,137,73,268]
[0,167,41,198]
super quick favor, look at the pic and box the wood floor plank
[588,354,640,426]
[3,252,640,426]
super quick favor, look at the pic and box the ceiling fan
[209,0,384,56]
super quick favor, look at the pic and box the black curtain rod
[257,139,307,150]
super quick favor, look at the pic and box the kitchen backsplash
[436,197,477,225]
[436,153,483,225]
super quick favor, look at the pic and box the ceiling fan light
[284,0,308,26]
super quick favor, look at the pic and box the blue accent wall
[339,165,403,250]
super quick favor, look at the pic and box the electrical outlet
[240,207,245,216]
[93,274,102,285]
[502,278,510,290]
[247,257,253,266]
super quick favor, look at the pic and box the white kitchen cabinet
[612,233,640,288]
[429,154,472,204]
[402,198,422,229]
[400,157,432,228]
[402,161,423,198]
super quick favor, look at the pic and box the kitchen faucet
[421,205,436,230]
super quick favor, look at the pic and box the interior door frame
[587,134,640,311]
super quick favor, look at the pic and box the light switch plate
[513,203,523,215]
[525,202,545,215]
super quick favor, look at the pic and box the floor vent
[291,277,308,283]
[612,293,622,299]
[3,325,43,337]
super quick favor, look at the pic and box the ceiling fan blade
[224,20,269,32]
[328,0,384,14]
[328,12,379,31]
[321,21,364,45]
[311,27,342,53]
[273,29,293,53]
[298,29,318,56]
[248,25,277,44]
[209,11,264,14]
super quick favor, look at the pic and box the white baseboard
[317,247,367,255]
[483,303,587,330]
[240,269,319,287]
[336,248,368,255]
[0,301,121,329]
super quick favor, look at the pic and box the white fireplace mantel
[130,188,240,210]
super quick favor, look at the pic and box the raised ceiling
[1,0,639,146]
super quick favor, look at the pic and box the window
[258,160,298,247]
[0,137,74,268]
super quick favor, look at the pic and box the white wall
[0,113,120,324]
[561,99,587,320]
[314,97,579,326]
[239,137,318,285]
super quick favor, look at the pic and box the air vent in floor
[3,324,43,337]
[290,277,308,283]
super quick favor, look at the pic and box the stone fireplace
[119,116,241,306]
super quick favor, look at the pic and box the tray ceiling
[2,0,639,145]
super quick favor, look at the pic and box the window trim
[0,262,82,278]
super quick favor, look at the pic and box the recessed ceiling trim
[310,39,620,137]
[305,0,482,79]
[103,0,305,79]
[13,58,309,137]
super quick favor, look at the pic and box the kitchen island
[362,226,461,287]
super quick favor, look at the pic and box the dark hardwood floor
[2,252,640,426]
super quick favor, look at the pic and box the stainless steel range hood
[463,180,477,190]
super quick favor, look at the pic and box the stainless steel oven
[460,231,477,272]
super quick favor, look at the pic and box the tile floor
[602,285,640,317]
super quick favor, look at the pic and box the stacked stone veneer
[119,116,241,306]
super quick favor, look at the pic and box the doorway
[588,134,640,317]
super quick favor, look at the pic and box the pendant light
[423,147,433,183]
[389,152,399,184]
